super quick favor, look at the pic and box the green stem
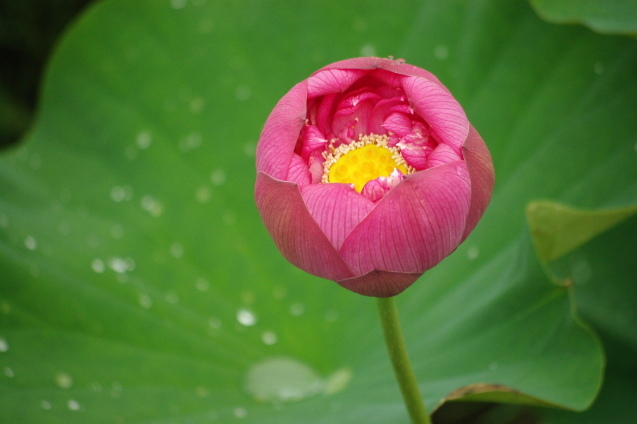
[377,296,431,424]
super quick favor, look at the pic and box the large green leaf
[529,0,637,35]
[527,202,637,423]
[1,0,636,422]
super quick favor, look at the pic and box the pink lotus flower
[255,57,494,297]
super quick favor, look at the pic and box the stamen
[321,134,414,192]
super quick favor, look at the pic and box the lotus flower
[254,57,494,297]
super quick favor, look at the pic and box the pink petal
[397,144,431,170]
[300,125,327,162]
[307,152,325,184]
[307,69,367,98]
[300,183,375,250]
[461,125,495,240]
[401,76,468,153]
[255,173,354,281]
[256,81,308,180]
[287,154,311,186]
[382,112,413,138]
[339,162,472,276]
[361,170,405,202]
[312,93,339,138]
[332,101,374,142]
[425,143,462,168]
[337,270,422,297]
[320,57,445,87]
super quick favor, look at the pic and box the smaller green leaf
[526,200,637,424]
[529,0,637,35]
[526,201,637,263]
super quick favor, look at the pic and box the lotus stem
[377,296,431,424]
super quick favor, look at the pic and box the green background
[1,0,636,423]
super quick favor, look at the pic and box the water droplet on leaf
[244,357,351,404]
[236,309,257,326]
[55,372,73,389]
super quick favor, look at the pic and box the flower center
[322,134,413,192]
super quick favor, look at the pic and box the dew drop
[110,185,133,202]
[136,131,153,149]
[208,316,222,329]
[55,372,73,389]
[236,308,257,327]
[243,142,256,157]
[41,400,52,410]
[195,186,211,203]
[196,386,210,398]
[139,294,153,309]
[467,246,480,261]
[244,357,351,404]
[170,242,184,258]
[488,361,499,371]
[196,277,210,291]
[434,45,449,61]
[261,331,277,345]
[233,407,247,418]
[235,85,252,101]
[210,169,226,186]
[141,195,164,217]
[290,303,305,317]
[91,259,105,273]
[0,337,8,352]
[4,367,14,377]
[190,97,205,113]
[170,0,187,9]
[360,43,376,57]
[111,380,123,392]
[108,257,134,274]
[24,236,37,251]
[179,132,202,152]
[67,399,81,411]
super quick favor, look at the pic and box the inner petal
[322,134,413,193]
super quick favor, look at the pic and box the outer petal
[425,143,462,168]
[337,270,421,297]
[287,154,311,186]
[300,184,375,250]
[318,57,447,90]
[339,162,472,276]
[401,76,468,152]
[461,125,495,240]
[255,173,354,281]
[256,81,308,180]
[307,69,367,98]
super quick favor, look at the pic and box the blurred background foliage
[0,1,636,423]
[0,0,92,148]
